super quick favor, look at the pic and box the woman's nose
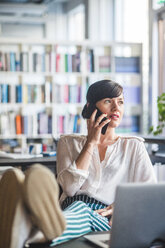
[111,102,118,111]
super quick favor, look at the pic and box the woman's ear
[87,102,89,107]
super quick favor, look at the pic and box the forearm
[75,141,95,171]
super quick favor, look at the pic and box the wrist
[84,142,94,156]
[85,141,95,150]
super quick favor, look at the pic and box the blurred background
[0,0,164,157]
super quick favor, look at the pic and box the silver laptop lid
[110,183,165,248]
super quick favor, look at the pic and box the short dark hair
[82,79,123,119]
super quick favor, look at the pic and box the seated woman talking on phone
[0,80,156,248]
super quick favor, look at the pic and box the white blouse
[57,134,157,205]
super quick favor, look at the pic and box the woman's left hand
[95,203,114,226]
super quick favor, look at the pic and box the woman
[0,80,156,248]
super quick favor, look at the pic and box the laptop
[84,183,165,248]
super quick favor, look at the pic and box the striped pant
[50,200,111,246]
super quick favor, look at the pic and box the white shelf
[0,37,143,47]
[0,38,143,152]
[0,134,53,139]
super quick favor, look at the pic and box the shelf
[0,37,143,46]
[0,38,143,152]
[0,71,141,77]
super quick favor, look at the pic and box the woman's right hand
[87,109,111,145]
[75,109,110,171]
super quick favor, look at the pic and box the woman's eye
[104,100,111,103]
[119,101,124,104]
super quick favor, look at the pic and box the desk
[54,237,97,248]
[0,156,57,174]
[54,235,96,248]
[27,233,98,248]
[143,136,165,144]
[143,136,165,165]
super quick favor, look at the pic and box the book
[16,85,22,103]
[2,84,8,103]
[63,84,69,103]
[6,53,10,71]
[67,54,72,72]
[25,115,32,136]
[74,114,81,133]
[22,115,28,135]
[32,114,38,136]
[27,85,31,103]
[64,54,68,72]
[45,52,51,72]
[51,51,56,73]
[76,51,81,72]
[0,52,3,71]
[48,115,52,134]
[9,111,16,135]
[15,52,21,71]
[58,115,64,133]
[41,85,45,103]
[4,53,8,71]
[33,53,37,72]
[87,49,94,72]
[123,86,141,104]
[15,114,22,135]
[38,112,48,134]
[10,52,16,72]
[22,85,28,104]
[56,54,60,72]
[69,85,75,103]
[115,56,140,73]
[45,81,51,104]
[20,52,28,72]
[0,113,10,135]
[99,55,111,72]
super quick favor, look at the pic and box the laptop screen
[110,183,165,248]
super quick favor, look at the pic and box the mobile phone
[95,107,109,135]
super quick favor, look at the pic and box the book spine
[10,52,16,72]
[0,52,3,71]
[9,111,16,135]
[32,114,38,136]
[38,112,48,134]
[2,84,8,103]
[56,54,60,72]
[0,113,10,135]
[115,57,140,73]
[45,81,51,104]
[15,114,22,135]
[16,85,22,103]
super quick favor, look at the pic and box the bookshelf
[0,38,142,152]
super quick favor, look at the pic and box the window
[67,4,85,41]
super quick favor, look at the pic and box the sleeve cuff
[68,161,89,178]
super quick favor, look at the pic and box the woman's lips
[109,114,119,120]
